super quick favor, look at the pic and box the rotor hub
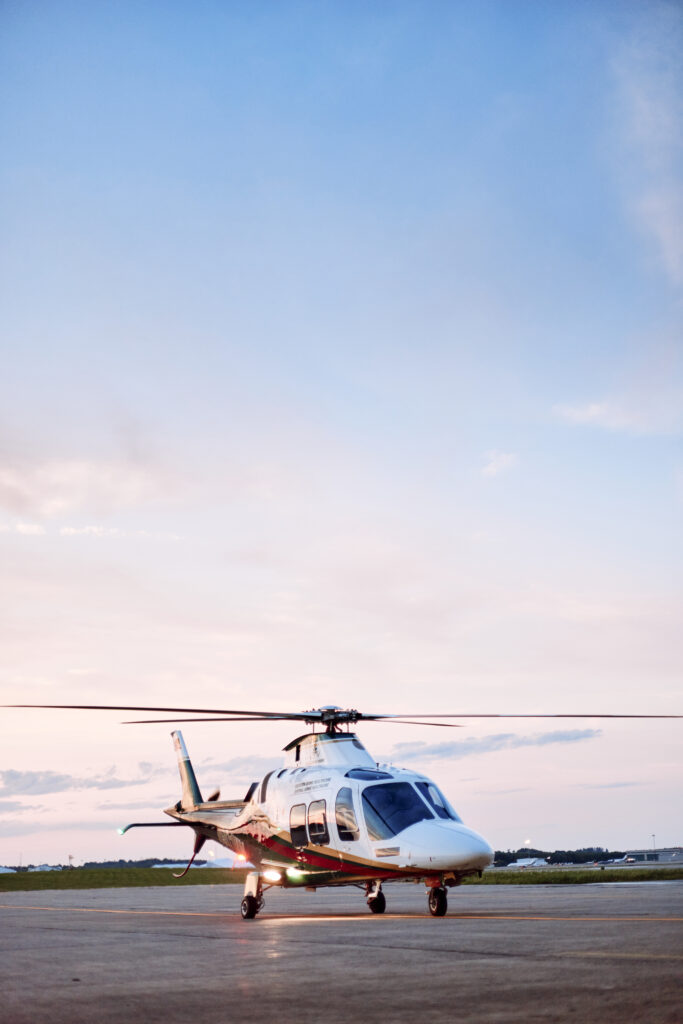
[304,706,360,733]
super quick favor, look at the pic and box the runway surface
[2,882,682,1023]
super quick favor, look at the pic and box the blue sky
[0,1,681,863]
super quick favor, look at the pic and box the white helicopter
[8,702,681,918]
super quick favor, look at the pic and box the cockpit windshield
[415,781,462,822]
[362,782,433,840]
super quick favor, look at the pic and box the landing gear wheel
[428,887,447,917]
[241,895,259,920]
[368,890,386,914]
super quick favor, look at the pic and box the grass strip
[1,865,681,892]
[0,867,249,891]
[466,867,683,885]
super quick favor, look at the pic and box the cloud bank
[389,729,601,763]
[0,764,167,798]
[0,457,173,519]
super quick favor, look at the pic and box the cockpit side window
[335,787,360,842]
[362,782,433,841]
[307,800,329,846]
[415,781,462,822]
[290,803,308,846]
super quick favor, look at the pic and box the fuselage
[165,730,493,888]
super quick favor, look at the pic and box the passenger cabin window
[415,781,462,822]
[335,787,360,842]
[290,803,308,846]
[362,782,433,841]
[307,800,329,846]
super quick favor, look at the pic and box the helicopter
[7,702,681,918]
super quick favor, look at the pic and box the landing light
[263,869,282,882]
[286,866,305,879]
[236,853,247,862]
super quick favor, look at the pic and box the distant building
[151,855,252,869]
[207,856,253,868]
[623,847,681,864]
[151,862,203,870]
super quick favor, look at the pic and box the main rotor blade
[370,713,682,719]
[123,716,301,724]
[373,719,464,728]
[123,717,463,726]
[122,713,679,726]
[4,704,321,720]
[5,705,679,721]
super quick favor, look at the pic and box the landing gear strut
[366,880,386,914]
[428,886,448,917]
[241,871,264,920]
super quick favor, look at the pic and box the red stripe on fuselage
[236,825,408,878]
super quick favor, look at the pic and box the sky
[0,0,681,866]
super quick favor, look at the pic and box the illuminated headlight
[263,869,282,882]
[286,866,305,879]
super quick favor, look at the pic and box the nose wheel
[428,886,448,917]
[368,890,386,914]
[366,881,386,914]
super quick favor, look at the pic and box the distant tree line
[494,848,624,866]
[9,850,628,871]
[8,857,209,872]
[81,858,209,869]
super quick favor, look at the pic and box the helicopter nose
[405,822,494,873]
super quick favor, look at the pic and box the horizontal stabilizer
[118,822,188,834]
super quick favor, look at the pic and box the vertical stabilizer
[172,730,203,809]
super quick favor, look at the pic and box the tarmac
[1,881,682,1023]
